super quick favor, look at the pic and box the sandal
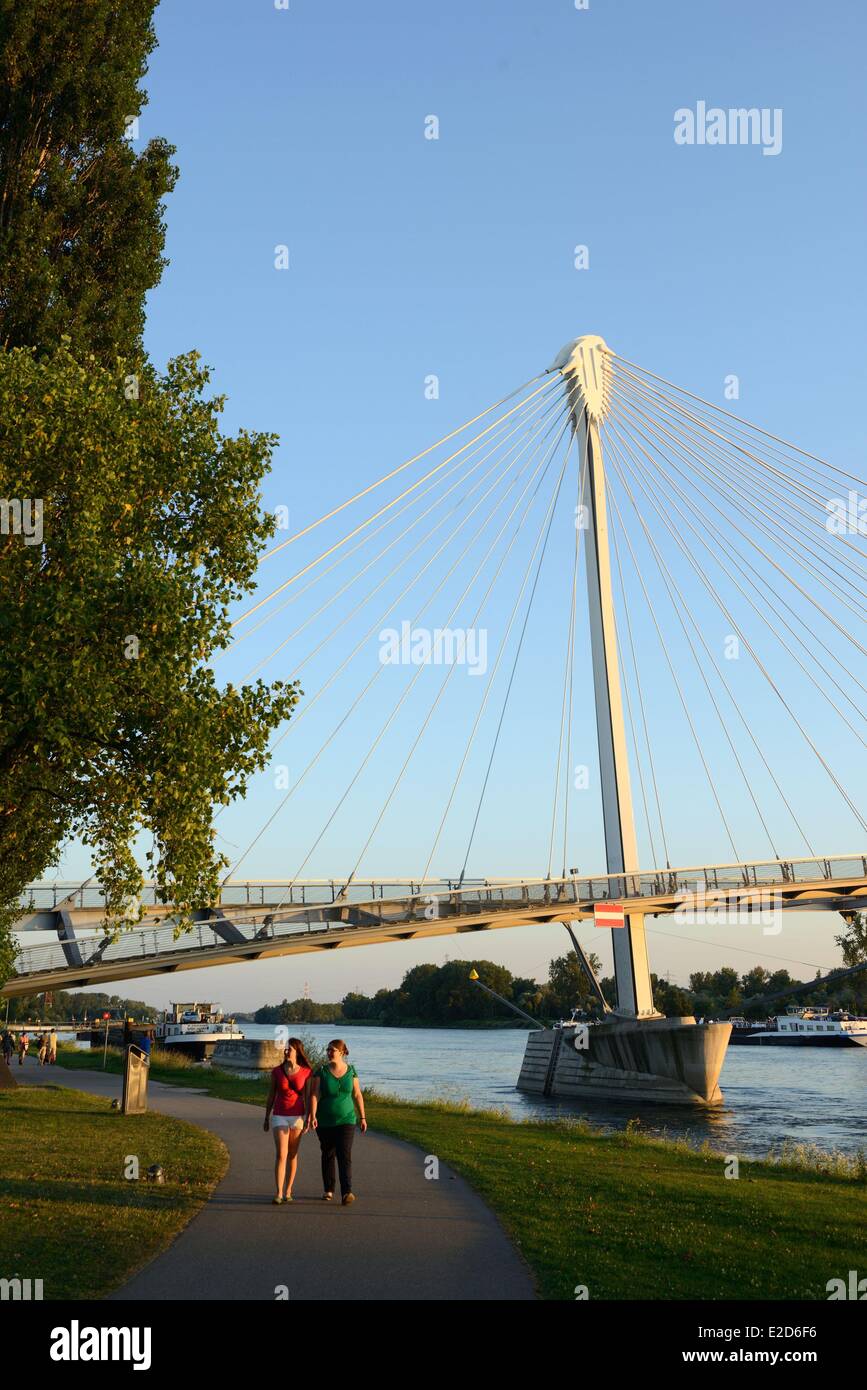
[272,1196,284,1205]
[322,1192,333,1201]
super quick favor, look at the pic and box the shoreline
[242,1017,536,1030]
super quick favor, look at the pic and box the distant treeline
[251,933,867,1027]
[5,990,159,1023]
[254,999,344,1024]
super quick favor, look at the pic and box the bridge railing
[15,877,490,913]
[10,853,867,981]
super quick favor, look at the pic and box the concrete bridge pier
[518,1016,732,1106]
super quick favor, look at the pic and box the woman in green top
[307,1039,366,1205]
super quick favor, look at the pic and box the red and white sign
[594,902,625,929]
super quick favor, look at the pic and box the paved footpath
[22,1060,534,1301]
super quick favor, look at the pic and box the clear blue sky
[50,0,867,1010]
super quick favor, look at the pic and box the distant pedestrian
[308,1039,366,1206]
[37,1033,48,1065]
[264,1038,312,1205]
[1,1031,13,1066]
[48,1029,58,1065]
[18,1031,29,1065]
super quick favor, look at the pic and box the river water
[236,1023,867,1159]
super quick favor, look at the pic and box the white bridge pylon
[553,335,658,1017]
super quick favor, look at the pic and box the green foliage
[253,998,343,1025]
[0,346,299,938]
[3,989,158,1023]
[545,950,605,1017]
[0,0,177,362]
[649,975,694,1017]
[835,913,867,968]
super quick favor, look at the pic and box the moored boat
[727,1005,867,1047]
[154,1002,244,1060]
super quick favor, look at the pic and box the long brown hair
[285,1037,312,1069]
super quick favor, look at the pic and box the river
[236,1023,867,1159]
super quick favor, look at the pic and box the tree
[341,992,372,1021]
[0,346,299,940]
[835,913,867,968]
[0,0,177,362]
[545,950,605,1017]
[650,976,695,1018]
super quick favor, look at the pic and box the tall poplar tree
[0,3,299,985]
[0,0,176,360]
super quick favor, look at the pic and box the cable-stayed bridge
[7,855,867,998]
[7,336,866,1100]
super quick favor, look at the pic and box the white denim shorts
[271,1115,304,1131]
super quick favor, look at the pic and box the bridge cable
[604,412,867,837]
[253,371,548,565]
[224,382,563,661]
[610,369,867,597]
[607,350,866,486]
[239,387,567,684]
[609,386,867,666]
[230,377,556,629]
[285,414,575,902]
[611,375,867,612]
[608,354,867,509]
[456,432,582,886]
[548,434,585,881]
[609,391,867,733]
[597,450,742,858]
[604,431,781,859]
[223,402,572,889]
[607,476,669,867]
[605,418,815,855]
[560,444,587,879]
[609,388,867,731]
[233,394,571,777]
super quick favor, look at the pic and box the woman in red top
[264,1038,312,1204]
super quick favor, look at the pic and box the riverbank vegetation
[250,940,867,1030]
[0,1084,226,1299]
[2,989,158,1025]
[54,1044,867,1300]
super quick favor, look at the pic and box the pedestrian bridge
[5,852,865,997]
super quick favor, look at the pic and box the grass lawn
[368,1099,867,1300]
[0,1084,227,1300]
[54,1042,867,1300]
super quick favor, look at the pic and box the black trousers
[317,1124,354,1195]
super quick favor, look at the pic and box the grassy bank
[0,1084,227,1299]
[55,1042,867,1300]
[368,1098,867,1300]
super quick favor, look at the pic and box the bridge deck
[5,853,866,997]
